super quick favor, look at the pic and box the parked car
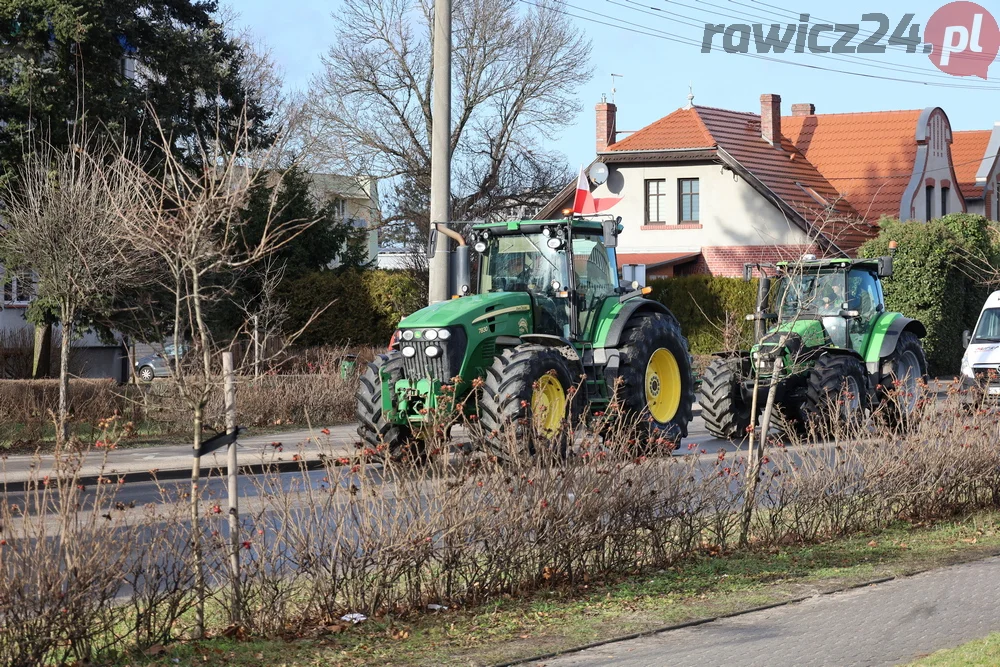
[961,290,1000,397]
[134,343,188,383]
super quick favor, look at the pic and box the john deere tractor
[355,216,695,459]
[699,255,928,438]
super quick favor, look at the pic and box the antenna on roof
[610,73,623,104]
[685,83,694,110]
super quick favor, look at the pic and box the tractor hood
[398,292,533,335]
[760,319,829,349]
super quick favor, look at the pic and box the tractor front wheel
[880,330,928,431]
[611,312,695,452]
[802,354,868,433]
[356,352,425,463]
[479,345,582,459]
[699,357,751,440]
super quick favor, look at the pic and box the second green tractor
[355,216,696,459]
[699,255,928,437]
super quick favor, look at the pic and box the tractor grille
[400,329,467,382]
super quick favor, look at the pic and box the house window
[925,185,934,221]
[941,186,949,216]
[678,178,699,223]
[645,179,667,223]
[2,270,34,305]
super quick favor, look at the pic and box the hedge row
[282,269,426,347]
[648,275,758,354]
[860,214,998,376]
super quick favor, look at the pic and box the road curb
[0,457,337,494]
[492,558,1000,667]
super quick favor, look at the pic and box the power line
[525,0,1000,91]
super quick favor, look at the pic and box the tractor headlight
[437,328,452,340]
[424,329,438,341]
[402,346,416,358]
[425,345,440,358]
[402,330,414,341]
[546,237,563,250]
[474,241,487,253]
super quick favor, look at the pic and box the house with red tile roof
[538,93,988,278]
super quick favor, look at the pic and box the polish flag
[572,166,621,215]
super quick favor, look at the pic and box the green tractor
[355,216,696,459]
[699,255,928,438]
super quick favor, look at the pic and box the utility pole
[427,0,451,304]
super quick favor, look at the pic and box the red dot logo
[925,1,1000,79]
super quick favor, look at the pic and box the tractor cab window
[481,234,570,336]
[572,234,618,337]
[847,269,880,351]
[775,270,845,320]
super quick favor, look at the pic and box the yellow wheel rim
[646,348,682,424]
[532,374,566,436]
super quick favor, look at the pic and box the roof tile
[951,130,990,199]
[781,110,922,221]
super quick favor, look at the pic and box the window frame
[677,178,700,224]
[925,185,934,221]
[644,178,667,224]
[941,186,949,216]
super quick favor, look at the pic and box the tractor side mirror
[878,255,893,278]
[602,219,619,248]
[963,329,972,349]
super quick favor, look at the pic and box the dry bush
[6,382,1000,662]
[0,380,146,447]
[0,329,33,379]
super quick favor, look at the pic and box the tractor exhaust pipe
[755,275,771,341]
[451,244,471,298]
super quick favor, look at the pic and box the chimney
[760,93,782,147]
[791,103,815,116]
[596,100,617,152]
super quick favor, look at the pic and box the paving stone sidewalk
[544,555,1000,667]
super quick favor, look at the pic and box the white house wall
[591,161,813,253]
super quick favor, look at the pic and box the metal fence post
[222,351,241,625]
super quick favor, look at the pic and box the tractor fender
[876,316,927,361]
[602,299,679,349]
[518,334,585,378]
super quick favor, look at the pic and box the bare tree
[305,0,591,243]
[0,141,145,445]
[111,110,314,636]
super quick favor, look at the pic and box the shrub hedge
[281,270,425,347]
[860,214,999,376]
[648,275,758,354]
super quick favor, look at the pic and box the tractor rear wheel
[479,344,582,459]
[611,312,695,451]
[356,352,425,463]
[801,354,868,433]
[880,330,927,431]
[699,357,751,440]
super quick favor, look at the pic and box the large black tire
[699,357,751,440]
[611,312,695,450]
[801,354,868,433]
[479,344,582,458]
[880,330,928,430]
[356,352,424,462]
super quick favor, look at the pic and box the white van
[961,290,1000,395]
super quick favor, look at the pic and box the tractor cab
[471,218,620,342]
[768,259,885,353]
